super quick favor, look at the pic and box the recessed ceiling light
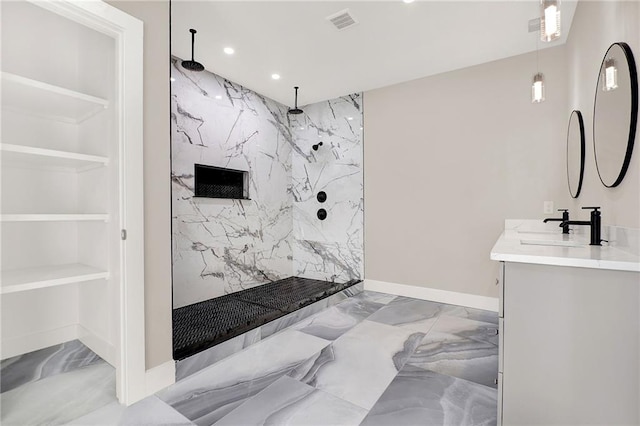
[271,74,281,80]
[170,77,176,82]
[403,0,415,3]
[215,95,222,100]
[223,47,235,55]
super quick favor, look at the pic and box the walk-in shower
[170,56,364,364]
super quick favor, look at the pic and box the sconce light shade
[540,0,561,42]
[532,73,545,103]
[603,58,618,91]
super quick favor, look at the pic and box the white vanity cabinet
[0,0,147,404]
[496,260,639,425]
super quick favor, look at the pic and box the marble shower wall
[171,56,364,308]
[290,95,364,282]
[171,58,293,308]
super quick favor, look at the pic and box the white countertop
[490,220,640,272]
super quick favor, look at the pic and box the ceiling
[172,1,578,107]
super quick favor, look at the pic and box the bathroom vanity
[491,221,640,425]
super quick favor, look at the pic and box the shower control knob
[317,209,327,221]
[317,191,327,203]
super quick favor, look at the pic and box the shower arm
[191,29,196,62]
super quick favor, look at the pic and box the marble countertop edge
[490,248,640,272]
[491,222,640,272]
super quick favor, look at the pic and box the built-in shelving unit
[1,0,146,404]
[1,72,108,124]
[1,264,109,294]
[1,143,109,171]
[1,0,116,371]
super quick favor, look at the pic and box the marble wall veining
[171,57,363,308]
[171,57,293,308]
[290,96,364,282]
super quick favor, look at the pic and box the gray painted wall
[364,1,639,299]
[364,47,568,298]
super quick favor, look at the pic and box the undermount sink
[516,230,559,235]
[520,239,586,248]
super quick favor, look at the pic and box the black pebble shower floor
[173,276,361,360]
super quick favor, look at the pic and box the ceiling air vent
[326,9,358,31]
[528,18,541,33]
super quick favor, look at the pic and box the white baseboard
[77,325,115,366]
[0,323,118,365]
[364,279,499,312]
[145,360,175,395]
[1,324,78,360]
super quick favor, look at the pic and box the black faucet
[560,207,602,246]
[543,209,570,234]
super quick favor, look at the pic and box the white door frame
[30,0,147,405]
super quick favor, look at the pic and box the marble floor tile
[430,315,499,346]
[176,282,363,381]
[288,320,423,410]
[1,362,116,426]
[438,304,499,326]
[213,376,368,426]
[158,329,330,426]
[293,296,384,341]
[176,329,262,382]
[260,299,330,340]
[259,281,365,340]
[361,364,497,426]
[366,297,441,333]
[1,340,104,393]
[3,291,499,426]
[351,290,397,305]
[66,395,194,426]
[406,331,498,389]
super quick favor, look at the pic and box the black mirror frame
[567,110,585,198]
[593,42,638,188]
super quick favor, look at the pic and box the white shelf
[0,214,109,222]
[1,72,109,124]
[1,143,108,171]
[1,264,109,294]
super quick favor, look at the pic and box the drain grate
[173,276,360,360]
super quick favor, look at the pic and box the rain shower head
[182,29,204,72]
[288,86,304,115]
[182,60,204,72]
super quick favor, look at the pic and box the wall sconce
[532,73,545,103]
[540,0,561,42]
[603,58,618,91]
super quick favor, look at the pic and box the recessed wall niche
[194,164,249,200]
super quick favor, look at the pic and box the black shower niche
[194,164,249,200]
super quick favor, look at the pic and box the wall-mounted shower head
[182,29,204,72]
[312,141,323,151]
[288,86,304,114]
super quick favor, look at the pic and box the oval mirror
[567,110,585,198]
[593,42,638,187]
